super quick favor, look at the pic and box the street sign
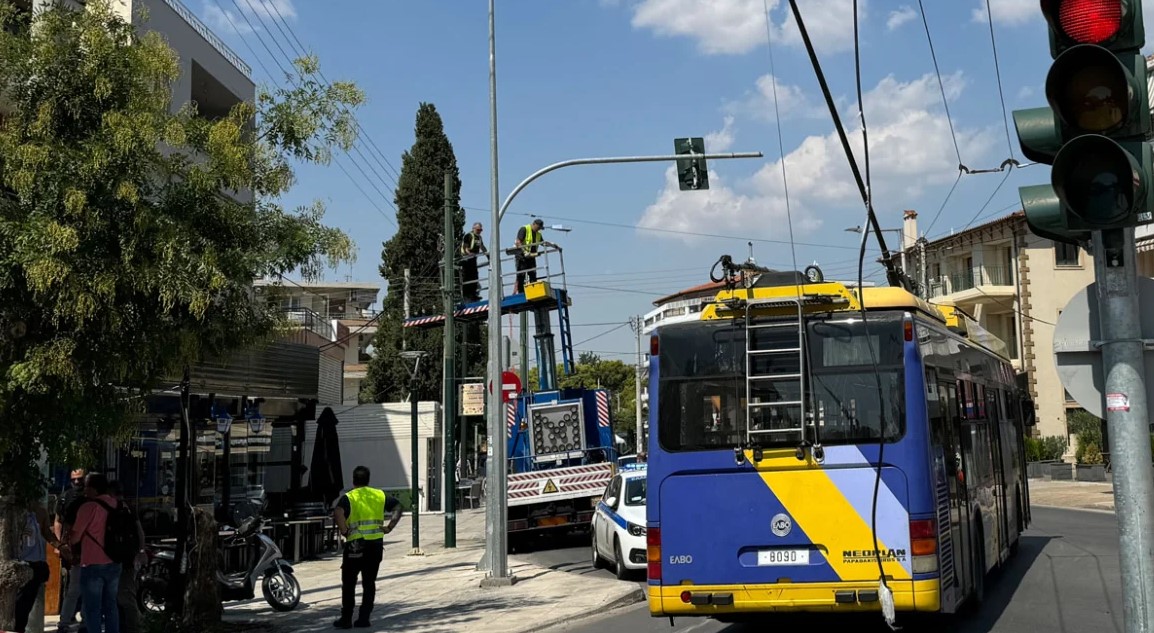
[460,382,485,417]
[1053,276,1154,419]
[489,370,522,403]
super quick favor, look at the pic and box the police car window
[623,477,646,506]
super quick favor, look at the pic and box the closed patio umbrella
[309,406,345,508]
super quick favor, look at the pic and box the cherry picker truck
[404,242,619,547]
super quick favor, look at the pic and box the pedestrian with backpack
[68,473,137,633]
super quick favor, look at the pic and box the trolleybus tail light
[650,334,659,357]
[647,527,662,580]
[910,518,939,574]
[903,317,914,342]
[680,590,692,603]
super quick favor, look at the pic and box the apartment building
[906,209,1096,449]
[253,279,382,404]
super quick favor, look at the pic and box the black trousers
[515,255,537,293]
[461,256,480,300]
[341,540,384,622]
[14,560,50,633]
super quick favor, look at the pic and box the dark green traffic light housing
[1015,0,1152,240]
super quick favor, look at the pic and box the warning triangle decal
[542,479,558,494]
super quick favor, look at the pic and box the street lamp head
[400,351,428,360]
[845,226,864,233]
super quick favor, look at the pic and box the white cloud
[638,72,999,242]
[202,0,296,36]
[886,6,916,31]
[971,0,1037,26]
[627,0,864,56]
[724,74,820,122]
[1017,85,1035,100]
[705,116,737,152]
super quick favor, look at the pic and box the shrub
[1080,442,1104,465]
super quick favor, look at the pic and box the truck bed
[507,462,614,507]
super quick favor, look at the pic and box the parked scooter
[137,500,301,613]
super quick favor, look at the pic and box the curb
[1032,503,1116,515]
[516,584,647,633]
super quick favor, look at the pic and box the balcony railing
[161,0,252,78]
[928,266,1014,298]
[282,307,335,341]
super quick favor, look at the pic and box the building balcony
[283,307,335,341]
[927,266,1016,302]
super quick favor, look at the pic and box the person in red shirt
[68,473,122,633]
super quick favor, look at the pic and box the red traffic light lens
[1058,0,1122,44]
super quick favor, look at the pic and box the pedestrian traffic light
[1014,0,1153,241]
[674,137,709,191]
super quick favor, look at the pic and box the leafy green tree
[362,103,470,403]
[0,1,361,627]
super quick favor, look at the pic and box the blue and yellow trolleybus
[645,266,1034,624]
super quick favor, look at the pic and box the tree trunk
[0,498,33,631]
[181,506,222,628]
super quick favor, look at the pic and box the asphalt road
[515,529,649,592]
[530,506,1123,633]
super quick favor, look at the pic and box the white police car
[590,463,647,579]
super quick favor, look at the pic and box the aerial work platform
[402,242,577,383]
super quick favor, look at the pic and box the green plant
[1025,436,1042,462]
[1080,442,1104,465]
[1039,436,1067,461]
[1068,409,1103,463]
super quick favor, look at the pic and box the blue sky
[190,0,1154,367]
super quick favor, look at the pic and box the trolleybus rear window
[657,314,906,452]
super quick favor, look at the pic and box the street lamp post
[400,350,428,556]
[846,225,907,275]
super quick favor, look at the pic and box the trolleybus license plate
[757,549,809,566]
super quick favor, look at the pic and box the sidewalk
[1028,478,1116,512]
[42,509,641,633]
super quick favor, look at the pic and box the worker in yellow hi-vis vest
[514,218,545,294]
[333,465,403,629]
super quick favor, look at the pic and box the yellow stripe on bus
[749,451,911,583]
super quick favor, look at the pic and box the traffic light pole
[1093,227,1154,633]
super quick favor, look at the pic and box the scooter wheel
[262,571,301,611]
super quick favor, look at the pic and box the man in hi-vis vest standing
[514,218,545,294]
[333,465,402,629]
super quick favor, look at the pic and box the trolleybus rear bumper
[649,579,940,615]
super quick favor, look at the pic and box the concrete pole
[442,171,457,548]
[1093,227,1154,633]
[480,0,513,586]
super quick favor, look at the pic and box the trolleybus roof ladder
[743,296,807,447]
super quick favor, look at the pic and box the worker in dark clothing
[459,222,487,302]
[514,218,545,294]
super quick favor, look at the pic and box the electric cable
[850,1,897,627]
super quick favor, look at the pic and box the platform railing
[446,242,567,303]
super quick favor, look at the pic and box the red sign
[489,371,522,403]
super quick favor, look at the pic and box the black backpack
[84,499,140,565]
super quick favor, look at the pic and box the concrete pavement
[1028,477,1116,512]
[221,508,643,633]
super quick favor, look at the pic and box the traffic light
[1014,0,1152,241]
[674,137,709,191]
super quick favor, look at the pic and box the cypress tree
[363,103,469,402]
